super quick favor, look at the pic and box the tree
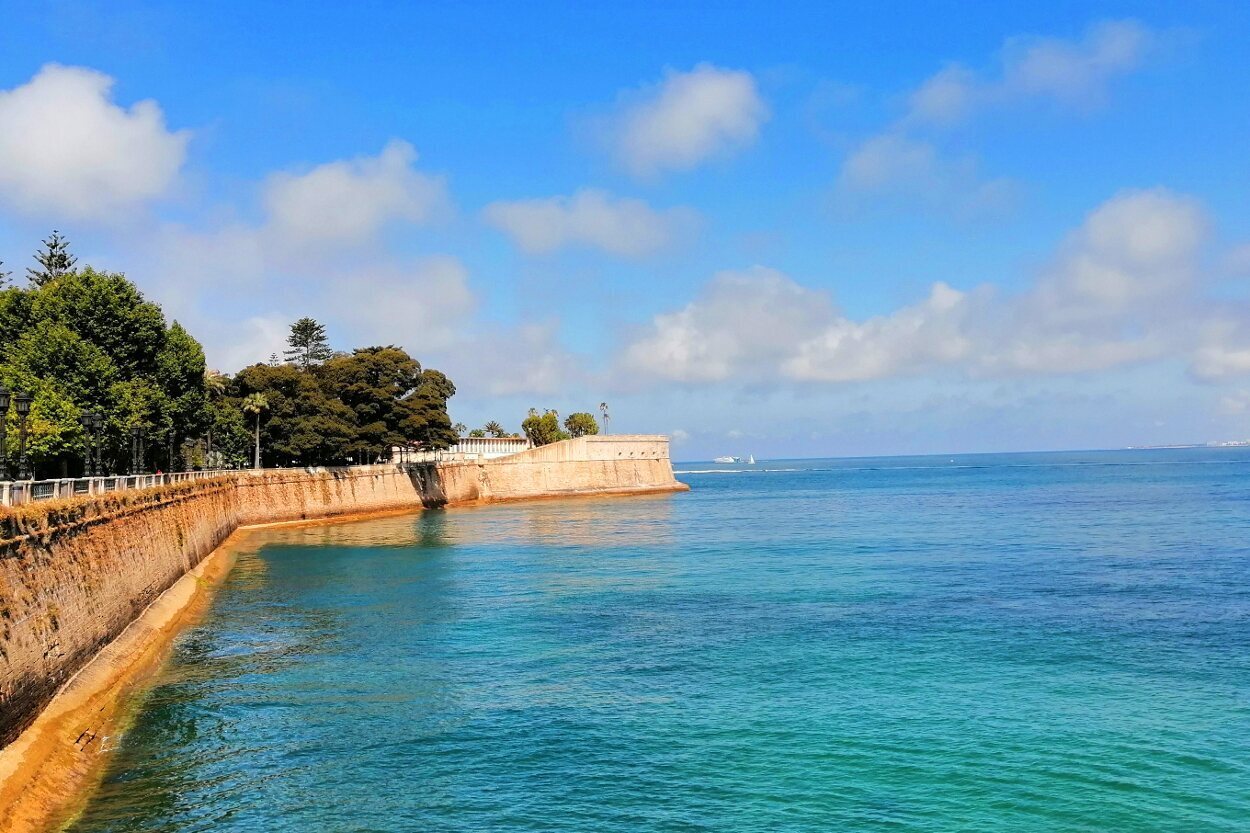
[468,428,485,437]
[564,412,599,438]
[233,363,355,467]
[522,409,569,446]
[284,317,333,370]
[27,230,77,287]
[319,346,423,462]
[484,420,507,438]
[402,369,458,450]
[242,393,268,469]
[156,322,208,460]
[0,259,9,287]
[0,261,210,477]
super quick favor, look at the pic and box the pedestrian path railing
[0,468,239,507]
[0,448,506,508]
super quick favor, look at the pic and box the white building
[391,436,532,462]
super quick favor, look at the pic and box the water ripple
[70,449,1250,832]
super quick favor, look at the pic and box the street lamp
[131,425,143,475]
[0,387,10,478]
[14,392,33,480]
[80,412,95,477]
[80,411,104,476]
[89,412,105,474]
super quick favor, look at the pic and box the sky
[1,0,1249,459]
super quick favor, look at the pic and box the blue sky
[2,1,1249,458]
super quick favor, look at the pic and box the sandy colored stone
[0,437,686,832]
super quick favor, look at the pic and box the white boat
[712,456,740,464]
[746,454,755,464]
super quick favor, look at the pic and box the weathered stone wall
[0,437,684,747]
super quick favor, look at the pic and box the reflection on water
[68,457,1250,832]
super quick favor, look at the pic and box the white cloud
[1217,390,1250,416]
[262,139,447,247]
[483,188,696,257]
[784,282,976,382]
[848,21,1158,213]
[1223,244,1250,276]
[907,65,980,125]
[327,255,476,352]
[213,316,291,372]
[1001,19,1154,106]
[622,189,1236,386]
[603,63,768,178]
[0,64,189,220]
[907,19,1156,126]
[446,321,584,397]
[621,266,835,382]
[837,132,1016,216]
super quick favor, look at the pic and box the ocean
[68,449,1250,831]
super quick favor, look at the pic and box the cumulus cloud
[622,189,1238,386]
[212,316,291,372]
[843,20,1159,211]
[1030,188,1205,317]
[0,64,189,220]
[622,267,836,382]
[263,139,448,248]
[838,133,1016,215]
[316,255,476,352]
[602,63,769,178]
[483,188,696,257]
[445,321,585,397]
[784,282,978,382]
[907,19,1156,125]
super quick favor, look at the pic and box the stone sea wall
[0,436,685,748]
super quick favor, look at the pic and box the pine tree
[284,317,333,370]
[28,230,77,287]
[0,258,10,287]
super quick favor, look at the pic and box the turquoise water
[70,449,1250,831]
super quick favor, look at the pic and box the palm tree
[599,402,610,435]
[453,422,468,437]
[242,393,268,470]
[484,420,506,438]
[204,370,227,466]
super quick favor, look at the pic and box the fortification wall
[0,436,684,749]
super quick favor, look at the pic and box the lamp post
[90,412,105,474]
[14,392,33,480]
[80,412,96,477]
[80,411,104,476]
[131,425,143,475]
[0,387,10,478]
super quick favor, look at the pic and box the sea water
[69,449,1250,831]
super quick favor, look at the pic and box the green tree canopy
[522,409,569,446]
[563,412,599,438]
[27,230,76,287]
[0,257,208,477]
[284,317,334,369]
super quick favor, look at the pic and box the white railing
[0,468,239,508]
[0,452,479,508]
